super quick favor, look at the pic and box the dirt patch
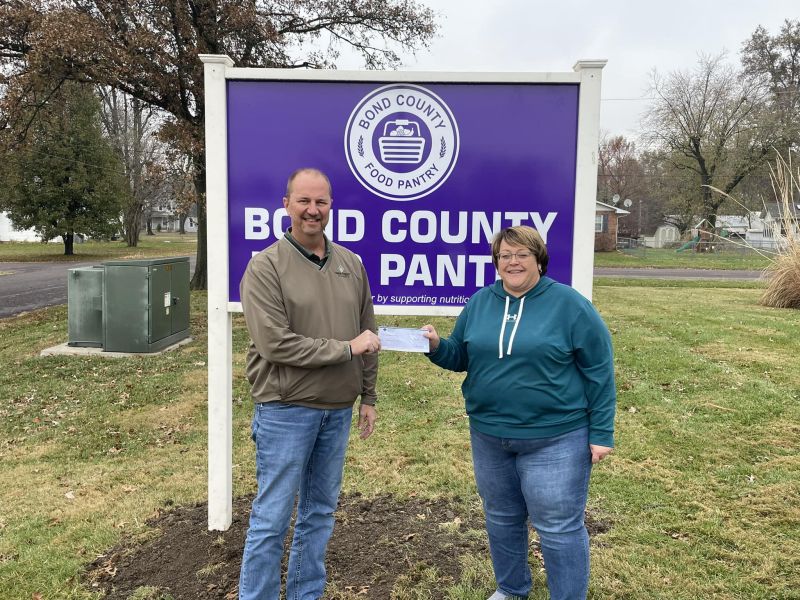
[85,493,610,599]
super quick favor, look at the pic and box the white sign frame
[200,54,606,530]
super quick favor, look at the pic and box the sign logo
[345,84,459,201]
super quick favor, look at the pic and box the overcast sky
[339,1,797,142]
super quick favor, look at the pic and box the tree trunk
[63,232,74,255]
[123,201,144,247]
[190,154,207,290]
[179,213,187,234]
[699,174,718,229]
[146,217,154,235]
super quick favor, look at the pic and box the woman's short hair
[491,225,549,275]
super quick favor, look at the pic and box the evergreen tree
[2,83,128,255]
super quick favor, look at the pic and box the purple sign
[227,80,579,308]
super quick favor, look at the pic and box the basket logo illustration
[345,84,459,201]
[379,119,425,164]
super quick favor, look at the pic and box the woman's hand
[590,444,613,464]
[421,324,440,353]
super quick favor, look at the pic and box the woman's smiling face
[497,240,540,297]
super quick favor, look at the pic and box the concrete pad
[39,337,193,358]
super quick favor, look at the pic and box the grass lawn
[0,233,197,262]
[594,248,772,270]
[1,279,798,599]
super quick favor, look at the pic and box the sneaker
[487,592,509,600]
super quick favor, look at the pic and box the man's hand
[590,444,613,464]
[358,404,377,439]
[350,330,381,356]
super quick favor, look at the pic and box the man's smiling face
[283,171,332,247]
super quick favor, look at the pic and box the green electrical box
[102,257,191,353]
[67,266,105,347]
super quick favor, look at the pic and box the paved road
[0,258,196,319]
[594,267,764,280]
[0,261,98,319]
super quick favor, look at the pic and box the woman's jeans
[239,402,353,600]
[470,426,592,600]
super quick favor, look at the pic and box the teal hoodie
[428,276,616,447]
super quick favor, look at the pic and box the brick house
[594,201,629,251]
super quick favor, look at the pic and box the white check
[378,326,430,353]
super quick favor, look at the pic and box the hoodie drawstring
[498,296,510,358]
[507,296,524,355]
[498,295,525,358]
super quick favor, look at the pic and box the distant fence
[615,237,648,257]
[614,237,778,255]
[712,239,778,254]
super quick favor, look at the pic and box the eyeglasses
[497,251,533,262]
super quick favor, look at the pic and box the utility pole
[638,198,642,238]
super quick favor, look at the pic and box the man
[238,168,381,600]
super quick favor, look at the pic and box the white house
[685,207,799,251]
[0,212,42,242]
[149,201,199,233]
[760,203,799,246]
[0,212,90,244]
[714,206,799,250]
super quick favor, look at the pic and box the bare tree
[165,153,198,235]
[598,134,646,202]
[597,134,648,235]
[98,88,165,246]
[642,54,777,228]
[640,149,702,235]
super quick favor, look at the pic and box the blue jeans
[470,426,592,600]
[239,402,353,600]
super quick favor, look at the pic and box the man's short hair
[491,225,549,275]
[285,168,332,198]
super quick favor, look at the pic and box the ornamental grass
[760,155,800,309]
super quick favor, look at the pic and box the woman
[423,226,615,600]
